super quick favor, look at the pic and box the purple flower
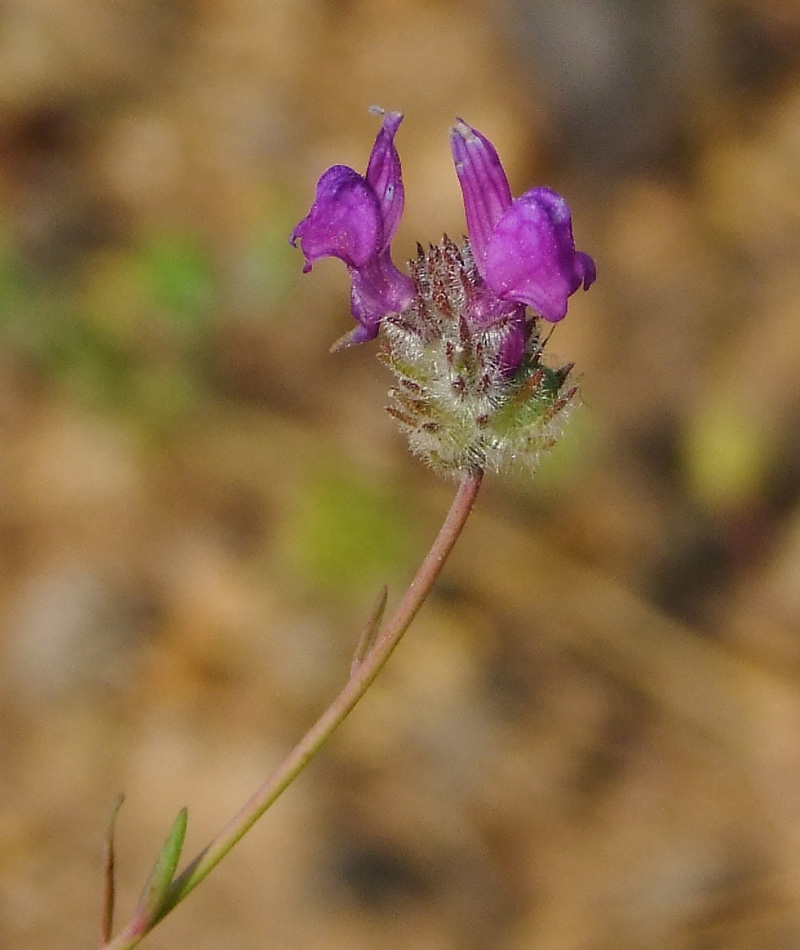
[450,119,596,324]
[291,110,595,368]
[290,109,415,348]
[292,112,596,474]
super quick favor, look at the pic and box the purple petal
[491,306,528,377]
[464,286,528,377]
[365,110,405,246]
[330,319,379,352]
[349,248,415,333]
[450,119,513,273]
[576,251,597,290]
[290,165,382,271]
[483,187,595,322]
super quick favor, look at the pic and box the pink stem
[105,467,483,949]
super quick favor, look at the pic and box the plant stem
[103,467,483,949]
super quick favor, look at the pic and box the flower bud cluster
[381,236,577,475]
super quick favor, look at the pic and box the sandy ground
[1,1,800,947]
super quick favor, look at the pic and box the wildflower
[291,110,596,476]
[290,109,415,349]
[450,120,595,326]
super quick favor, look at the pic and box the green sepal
[492,364,565,435]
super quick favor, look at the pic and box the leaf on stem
[350,585,388,674]
[128,807,188,935]
[99,794,125,949]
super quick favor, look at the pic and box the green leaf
[130,808,188,933]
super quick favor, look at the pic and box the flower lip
[483,186,596,322]
[290,165,382,271]
[450,121,596,323]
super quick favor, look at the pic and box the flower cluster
[291,109,595,475]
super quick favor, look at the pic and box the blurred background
[1,0,800,947]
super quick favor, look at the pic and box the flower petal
[365,109,405,246]
[290,165,382,271]
[483,187,595,322]
[575,250,597,290]
[450,119,513,273]
[350,248,415,333]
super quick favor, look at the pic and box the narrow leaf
[129,807,188,933]
[99,794,125,948]
[351,585,389,674]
